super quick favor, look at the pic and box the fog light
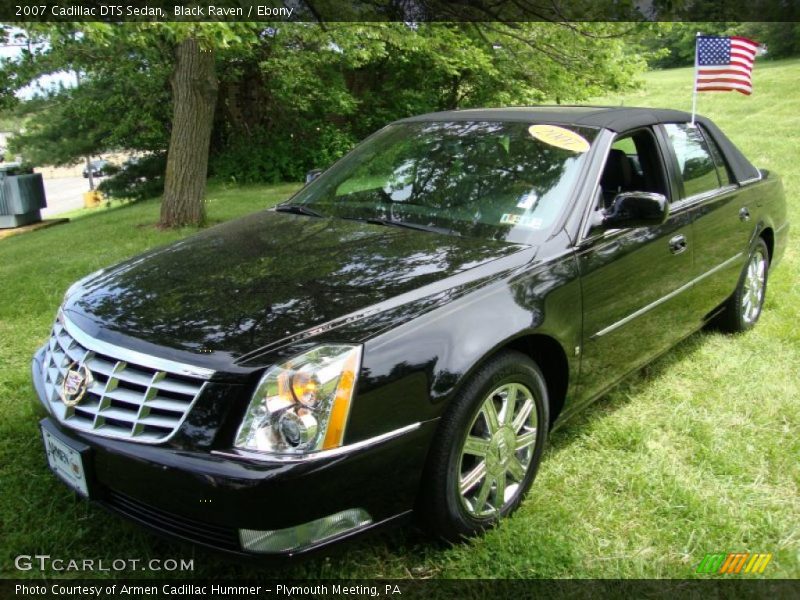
[239,508,372,554]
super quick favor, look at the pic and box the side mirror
[305,168,323,184]
[603,192,669,229]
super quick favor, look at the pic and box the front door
[576,127,697,405]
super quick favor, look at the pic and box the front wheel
[716,238,770,333]
[418,351,549,541]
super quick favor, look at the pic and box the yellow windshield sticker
[529,125,590,153]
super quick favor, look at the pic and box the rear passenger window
[699,126,733,187]
[664,123,720,198]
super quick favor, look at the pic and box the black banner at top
[2,0,800,22]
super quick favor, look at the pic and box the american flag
[695,35,761,95]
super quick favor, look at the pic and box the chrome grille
[41,318,207,443]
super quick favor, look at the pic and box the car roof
[398,105,695,133]
[398,105,760,185]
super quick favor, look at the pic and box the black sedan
[32,106,788,556]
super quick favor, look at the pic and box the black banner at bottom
[1,579,799,600]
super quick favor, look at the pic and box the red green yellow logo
[696,552,772,574]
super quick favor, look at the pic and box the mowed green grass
[1,60,799,580]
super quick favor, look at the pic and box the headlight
[234,345,362,455]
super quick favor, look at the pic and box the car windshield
[285,120,597,244]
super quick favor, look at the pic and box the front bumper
[32,347,436,557]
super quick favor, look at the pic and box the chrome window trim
[738,172,763,186]
[212,422,422,464]
[574,129,615,246]
[60,311,215,380]
[591,252,743,338]
[668,183,738,214]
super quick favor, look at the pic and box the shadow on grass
[546,329,713,453]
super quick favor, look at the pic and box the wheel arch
[415,331,570,534]
[503,334,570,429]
[445,332,571,429]
[760,226,775,263]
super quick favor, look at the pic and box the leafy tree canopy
[1,22,647,187]
[638,22,800,69]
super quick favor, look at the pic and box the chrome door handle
[668,234,688,255]
[739,207,751,222]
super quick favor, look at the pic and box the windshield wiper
[274,204,325,217]
[345,216,460,237]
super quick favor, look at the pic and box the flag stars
[694,35,758,96]
[698,37,731,65]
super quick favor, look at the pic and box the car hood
[64,211,534,374]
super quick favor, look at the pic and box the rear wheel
[717,237,770,333]
[418,351,549,541]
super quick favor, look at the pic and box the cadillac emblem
[60,362,93,407]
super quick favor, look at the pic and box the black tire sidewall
[423,351,550,540]
[731,238,770,332]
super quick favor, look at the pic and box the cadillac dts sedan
[32,107,788,556]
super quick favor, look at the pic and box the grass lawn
[1,60,798,580]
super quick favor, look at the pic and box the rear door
[659,123,754,318]
[575,127,697,405]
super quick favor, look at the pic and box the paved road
[41,176,99,218]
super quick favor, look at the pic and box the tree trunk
[160,37,218,228]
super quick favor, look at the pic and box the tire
[418,350,549,542]
[716,237,770,333]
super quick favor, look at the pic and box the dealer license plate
[42,426,89,497]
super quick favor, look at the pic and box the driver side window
[599,128,668,209]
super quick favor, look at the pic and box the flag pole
[691,32,700,126]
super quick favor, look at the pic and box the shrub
[210,124,356,184]
[98,153,166,202]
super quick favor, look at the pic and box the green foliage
[211,124,356,183]
[97,153,167,202]
[9,73,171,166]
[739,22,800,59]
[4,25,173,165]
[209,22,645,181]
[640,23,800,70]
[638,23,734,69]
[1,22,645,186]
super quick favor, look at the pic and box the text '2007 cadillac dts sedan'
[32,106,788,556]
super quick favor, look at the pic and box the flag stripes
[695,35,760,95]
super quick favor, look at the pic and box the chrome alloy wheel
[457,383,538,518]
[742,248,767,325]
